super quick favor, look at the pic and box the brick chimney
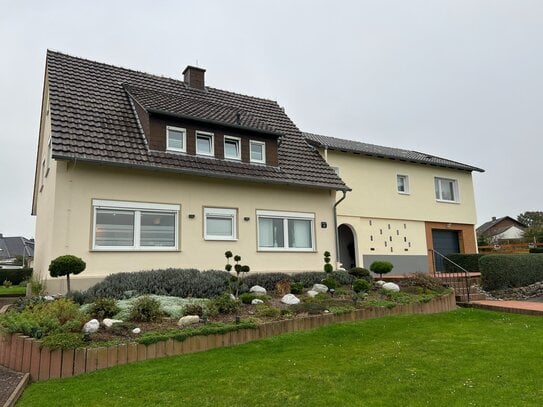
[183,65,206,90]
[492,216,496,221]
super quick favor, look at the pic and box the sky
[1,0,542,238]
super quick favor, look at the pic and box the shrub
[225,252,251,298]
[108,321,137,336]
[13,296,46,312]
[292,302,327,315]
[443,253,486,272]
[89,298,120,319]
[242,271,353,292]
[85,269,229,301]
[399,273,446,292]
[480,254,543,290]
[183,303,204,317]
[0,268,33,286]
[275,280,291,296]
[529,247,543,253]
[3,280,12,288]
[255,304,280,318]
[370,261,394,279]
[290,281,304,294]
[323,250,333,273]
[128,296,164,322]
[239,293,269,305]
[49,255,86,294]
[353,279,370,293]
[29,277,45,296]
[349,267,372,281]
[321,276,337,290]
[208,294,240,315]
[329,305,355,314]
[41,332,86,350]
[66,290,87,305]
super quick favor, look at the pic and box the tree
[48,255,86,294]
[517,211,543,228]
[370,261,394,279]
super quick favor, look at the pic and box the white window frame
[223,136,241,161]
[434,177,460,203]
[204,207,237,241]
[166,126,187,153]
[396,174,410,194]
[92,199,180,251]
[256,210,315,252]
[196,131,215,157]
[250,140,266,164]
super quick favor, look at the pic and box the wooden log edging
[0,293,455,382]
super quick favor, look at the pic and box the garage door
[432,230,460,272]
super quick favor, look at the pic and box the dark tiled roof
[477,216,526,235]
[46,51,347,191]
[0,236,34,259]
[304,132,484,173]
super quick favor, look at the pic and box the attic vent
[183,65,206,90]
[425,155,434,159]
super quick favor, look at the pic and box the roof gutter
[333,190,348,269]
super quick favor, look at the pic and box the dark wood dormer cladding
[146,114,279,166]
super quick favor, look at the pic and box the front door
[432,230,460,272]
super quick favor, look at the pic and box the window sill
[397,191,410,195]
[435,199,460,204]
[166,149,187,154]
[257,248,316,253]
[91,247,179,252]
[204,237,238,242]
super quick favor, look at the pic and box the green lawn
[0,285,26,296]
[18,309,543,406]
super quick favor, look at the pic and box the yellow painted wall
[327,150,477,225]
[34,162,336,292]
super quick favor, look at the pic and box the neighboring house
[32,51,347,293]
[477,216,527,243]
[304,133,484,274]
[0,233,34,267]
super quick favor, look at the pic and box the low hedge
[480,254,543,290]
[0,268,32,285]
[529,247,543,253]
[443,254,485,273]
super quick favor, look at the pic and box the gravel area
[0,365,25,406]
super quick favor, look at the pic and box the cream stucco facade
[324,150,479,274]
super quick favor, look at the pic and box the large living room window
[204,207,237,240]
[92,200,179,250]
[166,126,186,153]
[256,210,314,251]
[434,177,459,203]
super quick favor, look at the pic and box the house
[476,216,527,243]
[32,51,347,293]
[32,51,484,293]
[0,233,34,267]
[304,133,484,273]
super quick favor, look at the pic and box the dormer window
[224,136,241,160]
[166,126,186,153]
[196,131,214,156]
[250,140,266,164]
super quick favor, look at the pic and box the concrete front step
[455,293,487,302]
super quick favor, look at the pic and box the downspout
[333,190,348,269]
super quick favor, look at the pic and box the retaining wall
[0,293,455,382]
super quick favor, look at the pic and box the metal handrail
[429,249,471,303]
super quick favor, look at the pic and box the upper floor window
[397,174,409,194]
[256,210,315,251]
[196,131,214,156]
[166,126,186,153]
[204,207,237,240]
[224,136,241,160]
[250,140,266,164]
[435,177,459,202]
[92,200,179,250]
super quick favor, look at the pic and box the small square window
[435,177,459,202]
[166,126,186,153]
[397,175,409,194]
[204,208,236,240]
[250,140,266,164]
[196,132,214,156]
[224,136,241,160]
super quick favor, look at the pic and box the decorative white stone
[229,293,236,300]
[132,328,141,334]
[307,290,319,298]
[382,282,400,292]
[249,285,267,295]
[281,294,300,305]
[312,284,328,293]
[44,295,55,301]
[83,319,100,334]
[375,280,386,287]
[177,315,200,327]
[251,298,264,305]
[103,318,123,328]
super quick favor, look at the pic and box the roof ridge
[47,49,280,105]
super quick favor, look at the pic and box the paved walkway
[470,300,543,316]
[0,365,26,407]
